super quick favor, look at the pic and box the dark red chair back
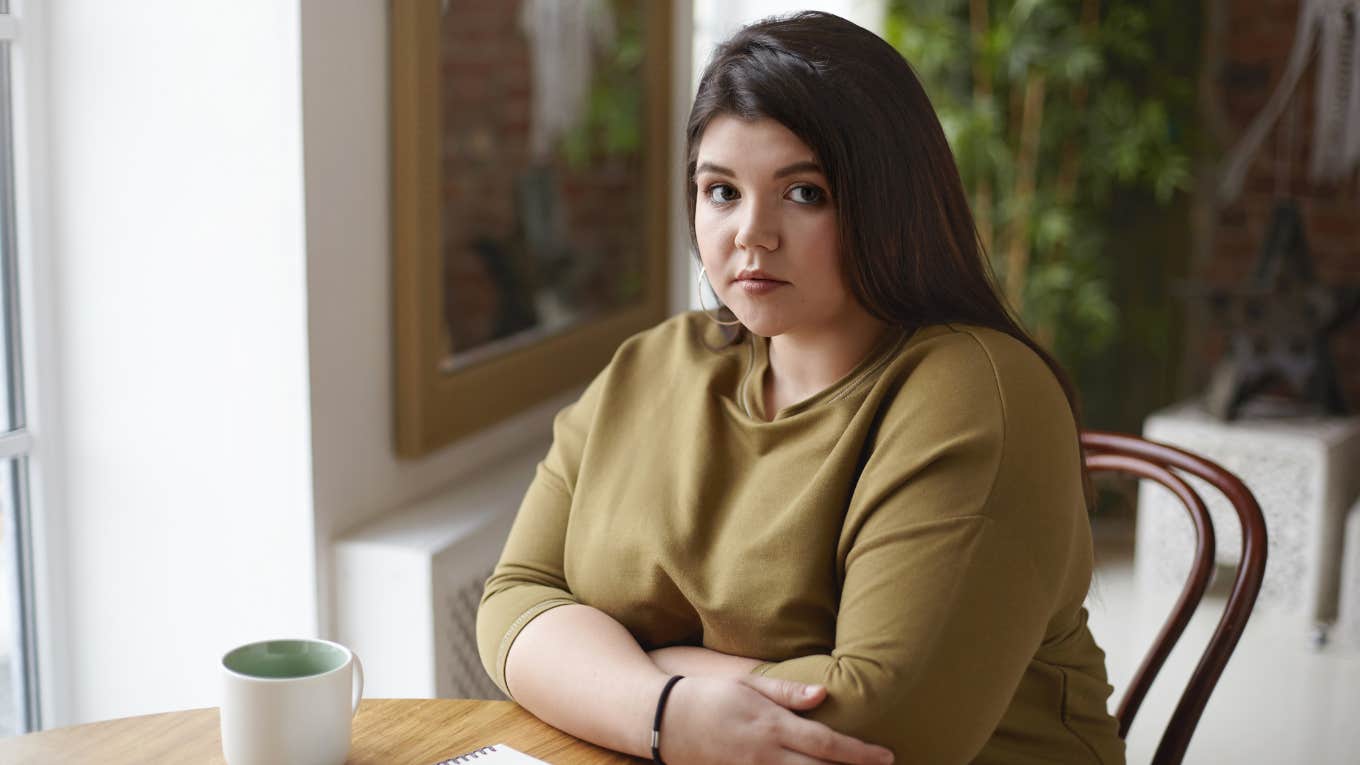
[1081,431,1267,765]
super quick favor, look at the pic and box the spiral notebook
[433,743,549,764]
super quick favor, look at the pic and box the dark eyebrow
[695,160,824,179]
[695,161,736,177]
[773,160,823,179]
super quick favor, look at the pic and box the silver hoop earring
[697,266,742,326]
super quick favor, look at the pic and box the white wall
[46,1,316,723]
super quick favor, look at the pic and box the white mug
[220,638,364,765]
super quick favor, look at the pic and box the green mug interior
[223,639,347,680]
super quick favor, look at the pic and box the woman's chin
[731,314,787,338]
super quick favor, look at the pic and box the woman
[477,11,1123,765]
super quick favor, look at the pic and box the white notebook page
[434,742,550,764]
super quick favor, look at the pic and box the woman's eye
[788,185,825,205]
[705,184,738,205]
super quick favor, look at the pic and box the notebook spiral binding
[437,745,498,764]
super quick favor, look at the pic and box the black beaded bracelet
[651,675,685,765]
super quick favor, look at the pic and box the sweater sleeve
[475,371,604,698]
[750,334,1068,763]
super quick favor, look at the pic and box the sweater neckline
[736,324,910,422]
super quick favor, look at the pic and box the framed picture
[390,0,672,457]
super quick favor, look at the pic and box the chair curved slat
[1081,431,1268,765]
[1085,453,1215,738]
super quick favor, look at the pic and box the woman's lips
[735,278,788,295]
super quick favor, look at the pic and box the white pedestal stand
[1136,400,1360,644]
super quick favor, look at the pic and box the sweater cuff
[493,597,579,698]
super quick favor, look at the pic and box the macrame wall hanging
[1219,0,1360,201]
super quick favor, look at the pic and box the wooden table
[0,698,639,764]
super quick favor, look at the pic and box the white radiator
[334,444,547,699]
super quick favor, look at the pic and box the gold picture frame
[390,0,672,458]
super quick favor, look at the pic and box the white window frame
[7,0,65,732]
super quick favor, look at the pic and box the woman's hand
[658,675,895,765]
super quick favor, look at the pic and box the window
[390,0,673,456]
[0,0,41,735]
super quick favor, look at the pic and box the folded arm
[647,645,765,677]
[745,336,1078,763]
[752,515,1048,761]
[477,389,893,764]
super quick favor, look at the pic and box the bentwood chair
[1080,431,1268,765]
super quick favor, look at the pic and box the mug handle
[350,652,365,717]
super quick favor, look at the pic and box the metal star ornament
[1196,200,1360,421]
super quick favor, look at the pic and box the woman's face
[693,115,867,340]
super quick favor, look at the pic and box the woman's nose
[733,199,779,252]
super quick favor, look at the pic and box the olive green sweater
[477,312,1124,764]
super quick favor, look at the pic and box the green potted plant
[887,0,1199,423]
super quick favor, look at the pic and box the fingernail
[802,685,821,698]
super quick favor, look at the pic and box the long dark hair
[686,11,1084,427]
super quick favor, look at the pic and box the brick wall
[1204,0,1360,409]
[439,0,647,355]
